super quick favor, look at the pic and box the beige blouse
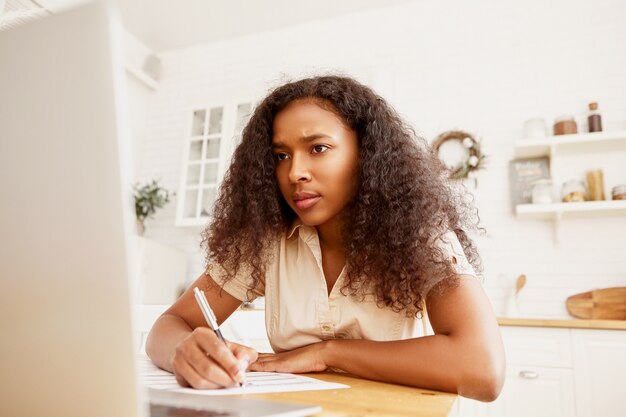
[211,221,476,353]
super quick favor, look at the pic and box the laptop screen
[0,3,320,417]
[0,2,142,416]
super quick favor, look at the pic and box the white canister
[531,179,553,204]
[523,118,548,139]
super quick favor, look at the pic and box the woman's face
[272,99,359,228]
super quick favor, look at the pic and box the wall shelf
[513,130,626,244]
[514,130,626,159]
[516,200,626,220]
[516,201,626,244]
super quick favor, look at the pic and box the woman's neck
[315,217,344,251]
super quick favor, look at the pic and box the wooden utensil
[515,274,526,296]
[566,287,626,320]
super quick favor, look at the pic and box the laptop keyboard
[150,404,235,417]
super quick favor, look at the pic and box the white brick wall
[133,0,626,318]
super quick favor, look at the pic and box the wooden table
[248,372,458,417]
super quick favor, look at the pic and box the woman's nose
[288,154,311,183]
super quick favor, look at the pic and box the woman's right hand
[171,327,258,389]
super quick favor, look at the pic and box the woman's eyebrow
[272,133,333,149]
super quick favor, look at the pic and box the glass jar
[553,115,578,135]
[612,184,626,200]
[562,179,586,202]
[523,118,548,139]
[531,179,553,204]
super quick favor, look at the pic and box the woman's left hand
[248,342,329,374]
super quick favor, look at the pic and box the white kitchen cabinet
[176,101,254,226]
[221,309,272,353]
[457,326,576,417]
[458,325,626,417]
[572,329,626,417]
[485,365,575,417]
[131,236,187,305]
[485,326,576,416]
[500,326,572,368]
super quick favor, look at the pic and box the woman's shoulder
[432,229,476,276]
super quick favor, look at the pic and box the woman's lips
[294,196,321,210]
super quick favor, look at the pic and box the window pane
[203,163,218,185]
[192,110,206,136]
[189,140,203,161]
[205,138,220,159]
[208,107,223,134]
[186,164,201,185]
[200,188,217,217]
[184,189,198,218]
[235,103,252,132]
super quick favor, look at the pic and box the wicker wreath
[432,130,486,180]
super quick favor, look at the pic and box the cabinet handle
[519,370,539,379]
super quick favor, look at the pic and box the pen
[193,287,246,387]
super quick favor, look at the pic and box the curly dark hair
[201,75,482,316]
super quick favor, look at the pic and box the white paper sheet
[136,355,349,395]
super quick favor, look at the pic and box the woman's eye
[312,145,329,154]
[275,153,289,161]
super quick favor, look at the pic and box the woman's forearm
[322,334,504,402]
[145,314,194,372]
[145,274,244,374]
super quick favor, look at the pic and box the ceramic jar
[531,179,553,204]
[554,116,578,135]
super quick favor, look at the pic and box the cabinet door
[176,101,254,226]
[572,329,626,417]
[500,326,572,367]
[455,396,488,417]
[485,365,575,417]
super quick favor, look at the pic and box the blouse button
[321,324,332,331]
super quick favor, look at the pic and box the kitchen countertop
[497,317,626,330]
[239,307,626,330]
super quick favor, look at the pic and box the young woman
[146,75,505,401]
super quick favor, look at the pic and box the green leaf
[133,179,172,221]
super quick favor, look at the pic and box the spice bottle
[588,102,603,133]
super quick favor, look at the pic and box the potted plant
[133,179,173,236]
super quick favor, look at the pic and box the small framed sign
[509,157,551,207]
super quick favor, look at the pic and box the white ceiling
[33,0,416,52]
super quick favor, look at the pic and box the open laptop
[0,2,320,416]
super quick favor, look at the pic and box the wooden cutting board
[566,287,626,320]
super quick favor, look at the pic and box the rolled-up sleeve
[421,230,478,297]
[206,261,265,302]
[439,230,476,276]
